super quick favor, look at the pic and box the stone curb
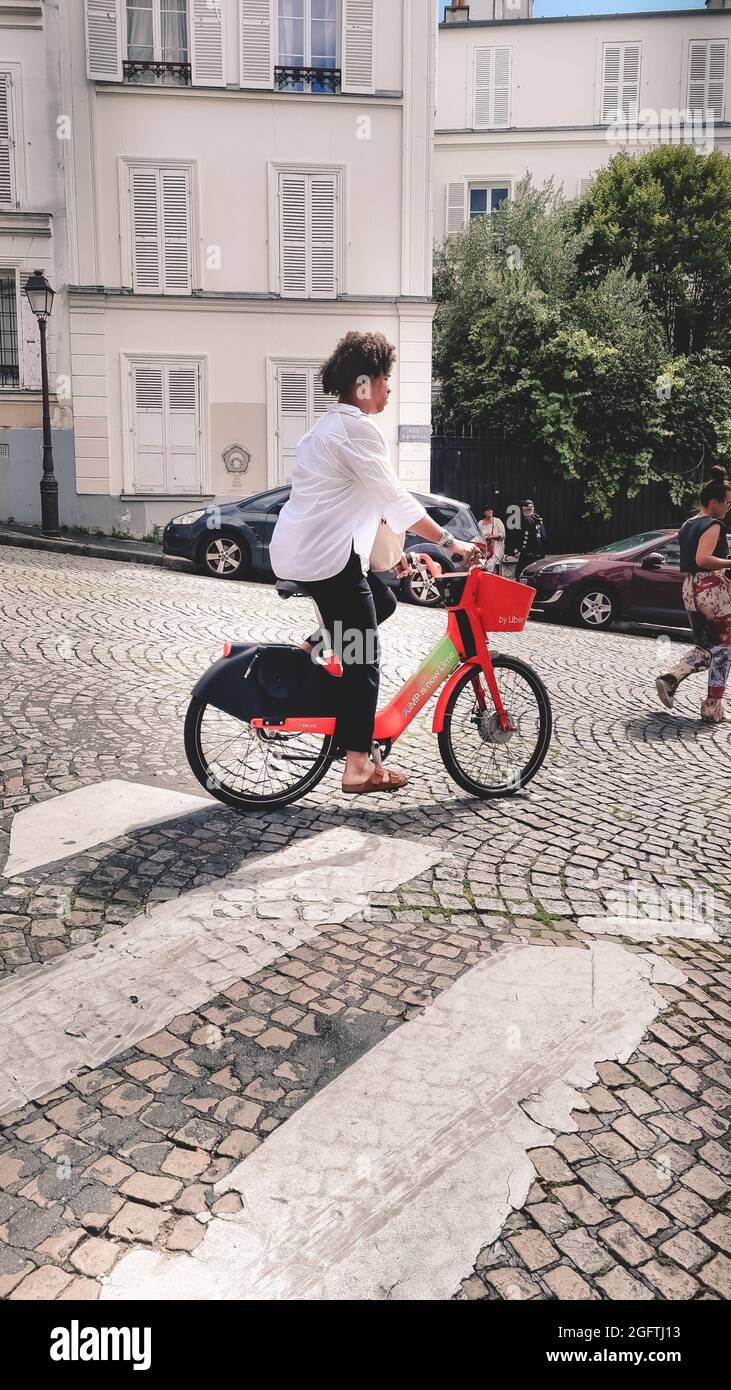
[0,527,172,568]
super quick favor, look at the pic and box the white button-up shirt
[269,404,427,582]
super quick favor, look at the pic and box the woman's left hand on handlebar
[451,539,485,565]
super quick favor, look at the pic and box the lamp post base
[40,470,60,536]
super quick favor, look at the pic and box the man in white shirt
[269,331,476,795]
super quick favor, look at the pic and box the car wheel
[402,563,443,608]
[199,532,250,581]
[402,545,455,608]
[574,586,617,630]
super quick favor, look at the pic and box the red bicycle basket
[476,572,536,633]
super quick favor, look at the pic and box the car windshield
[591,530,672,555]
[421,504,481,541]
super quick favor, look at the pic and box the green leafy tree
[580,146,731,356]
[434,178,665,516]
[657,352,731,506]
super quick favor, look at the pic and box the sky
[439,1,707,16]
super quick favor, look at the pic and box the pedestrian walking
[478,505,506,573]
[656,466,731,722]
[514,499,546,580]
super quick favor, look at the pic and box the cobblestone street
[1,546,730,1301]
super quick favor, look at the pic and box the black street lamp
[24,269,59,536]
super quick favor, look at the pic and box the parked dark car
[162,486,482,603]
[521,528,696,630]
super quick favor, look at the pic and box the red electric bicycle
[184,566,552,811]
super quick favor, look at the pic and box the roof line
[440,11,731,31]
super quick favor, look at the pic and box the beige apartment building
[1,0,436,533]
[437,0,731,239]
[0,0,74,512]
[3,2,731,536]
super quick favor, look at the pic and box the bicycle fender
[192,645,341,723]
[431,660,481,734]
[191,646,261,722]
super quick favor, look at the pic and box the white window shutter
[342,0,375,95]
[474,47,511,128]
[492,46,511,128]
[277,368,310,482]
[474,47,493,129]
[132,363,166,492]
[707,42,728,120]
[602,42,640,123]
[688,41,727,120]
[309,176,337,299]
[131,167,162,293]
[0,73,15,207]
[85,0,123,82]
[602,43,621,122]
[161,168,192,293]
[313,371,331,417]
[240,0,273,89]
[279,370,308,417]
[166,364,201,492]
[620,42,640,122]
[688,41,708,115]
[191,0,225,87]
[280,174,308,297]
[446,181,467,237]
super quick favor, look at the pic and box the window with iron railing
[124,0,191,86]
[275,0,340,94]
[0,271,19,387]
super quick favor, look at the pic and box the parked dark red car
[520,528,698,631]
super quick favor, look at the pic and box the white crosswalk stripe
[103,941,685,1302]
[0,824,442,1116]
[2,779,210,879]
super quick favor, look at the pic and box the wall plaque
[398,425,432,444]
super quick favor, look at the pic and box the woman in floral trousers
[656,467,731,723]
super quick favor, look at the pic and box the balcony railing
[123,60,192,87]
[274,65,341,93]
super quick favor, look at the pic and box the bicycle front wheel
[438,657,552,798]
[184,698,335,811]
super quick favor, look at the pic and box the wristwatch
[439,528,457,550]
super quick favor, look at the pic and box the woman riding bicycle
[269,331,476,795]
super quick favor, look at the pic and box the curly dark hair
[700,464,731,506]
[320,331,397,397]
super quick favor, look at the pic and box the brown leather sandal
[342,766,409,795]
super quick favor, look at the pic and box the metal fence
[431,429,689,553]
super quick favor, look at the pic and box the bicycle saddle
[276,581,307,600]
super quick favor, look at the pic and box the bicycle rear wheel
[438,656,552,798]
[184,697,335,811]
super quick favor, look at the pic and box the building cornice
[66,288,434,311]
[439,10,731,31]
[0,2,42,28]
[0,210,52,236]
[436,123,731,138]
[93,84,403,105]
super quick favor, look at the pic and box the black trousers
[300,548,397,753]
[515,551,541,580]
